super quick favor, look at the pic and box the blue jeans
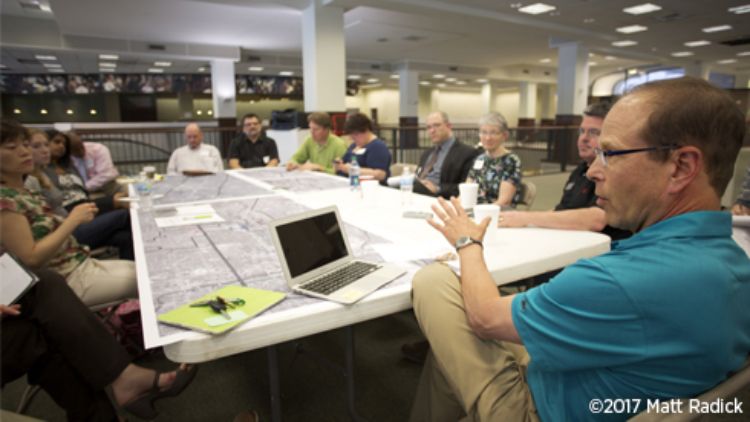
[73,208,134,260]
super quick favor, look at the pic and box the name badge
[354,148,366,155]
[263,155,270,164]
[473,159,484,170]
[199,149,210,157]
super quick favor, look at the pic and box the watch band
[456,237,483,252]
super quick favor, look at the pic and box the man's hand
[419,178,438,194]
[300,162,322,172]
[285,162,299,171]
[333,160,350,174]
[0,304,21,317]
[427,197,490,246]
[732,203,750,216]
[498,210,530,228]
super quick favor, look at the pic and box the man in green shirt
[286,112,347,174]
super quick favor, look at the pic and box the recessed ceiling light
[510,2,523,8]
[445,77,457,82]
[583,18,595,23]
[476,78,488,83]
[0,64,8,69]
[148,68,164,73]
[518,3,556,15]
[717,59,737,64]
[612,40,638,47]
[627,68,639,75]
[684,40,710,47]
[35,55,57,61]
[197,67,207,72]
[728,4,750,14]
[347,75,361,80]
[99,68,115,73]
[43,63,62,68]
[623,3,662,15]
[617,25,648,34]
[66,109,74,115]
[248,66,263,72]
[99,62,117,68]
[48,69,65,73]
[419,81,431,86]
[366,78,379,83]
[702,25,732,33]
[671,51,694,57]
[40,109,48,115]
[455,81,466,85]
[390,74,399,79]
[13,108,21,114]
[737,51,750,56]
[279,71,294,76]
[437,83,446,88]
[90,109,97,115]
[433,74,445,79]
[589,62,598,66]
[196,110,203,116]
[605,56,616,60]
[207,110,213,115]
[154,61,172,67]
[99,54,119,60]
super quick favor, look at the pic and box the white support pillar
[519,81,537,120]
[684,61,711,80]
[210,59,237,119]
[539,84,556,120]
[554,41,589,116]
[736,74,750,89]
[302,2,346,112]
[399,67,420,118]
[480,82,494,115]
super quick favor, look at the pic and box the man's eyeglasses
[593,145,679,167]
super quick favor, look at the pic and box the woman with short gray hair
[466,112,522,207]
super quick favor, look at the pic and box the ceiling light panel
[702,25,732,33]
[99,62,117,68]
[684,40,710,47]
[728,4,750,14]
[717,59,737,64]
[518,3,556,15]
[154,61,172,67]
[623,3,662,15]
[99,54,119,60]
[35,55,57,61]
[147,68,164,73]
[248,66,263,71]
[612,40,638,47]
[616,25,648,34]
[671,51,694,57]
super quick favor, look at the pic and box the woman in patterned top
[466,112,522,207]
[0,118,136,306]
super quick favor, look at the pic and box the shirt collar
[613,211,731,250]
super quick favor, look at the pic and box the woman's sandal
[123,365,198,420]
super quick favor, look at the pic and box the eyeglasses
[593,145,679,167]
[578,127,601,138]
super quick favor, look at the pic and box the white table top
[130,169,610,363]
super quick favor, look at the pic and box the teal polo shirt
[512,211,750,421]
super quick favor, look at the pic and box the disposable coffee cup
[143,166,156,179]
[474,204,500,242]
[459,182,479,210]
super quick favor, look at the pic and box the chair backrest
[517,180,537,210]
[628,356,750,422]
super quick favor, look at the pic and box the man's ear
[666,146,702,194]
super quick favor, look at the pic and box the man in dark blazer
[414,111,480,198]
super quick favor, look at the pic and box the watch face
[455,236,471,249]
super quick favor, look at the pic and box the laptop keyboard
[301,261,380,295]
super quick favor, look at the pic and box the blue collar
[613,211,731,250]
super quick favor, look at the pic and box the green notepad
[158,285,286,335]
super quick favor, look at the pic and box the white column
[399,67,419,118]
[480,82,494,115]
[519,81,537,120]
[539,84,555,119]
[430,88,441,111]
[555,41,589,115]
[210,59,237,119]
[302,2,346,112]
[684,61,711,80]
[735,74,750,89]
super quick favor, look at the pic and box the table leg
[345,326,367,422]
[268,345,282,422]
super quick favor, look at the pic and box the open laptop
[269,206,405,305]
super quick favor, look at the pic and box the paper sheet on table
[372,242,455,264]
[154,204,225,228]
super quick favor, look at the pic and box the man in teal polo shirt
[409,77,750,422]
[286,112,347,174]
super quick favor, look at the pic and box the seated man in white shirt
[167,123,224,175]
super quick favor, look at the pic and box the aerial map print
[150,172,271,205]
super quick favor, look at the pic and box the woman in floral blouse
[0,118,136,306]
[466,112,522,207]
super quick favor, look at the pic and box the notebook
[158,285,285,335]
[0,253,39,306]
[269,206,405,305]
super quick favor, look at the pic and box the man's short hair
[307,112,331,129]
[429,111,451,125]
[1,117,28,143]
[343,113,372,134]
[583,102,612,119]
[478,112,509,133]
[241,113,260,124]
[629,76,745,196]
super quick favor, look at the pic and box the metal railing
[74,125,582,176]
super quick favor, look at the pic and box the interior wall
[493,91,520,127]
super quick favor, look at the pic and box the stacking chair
[516,180,537,210]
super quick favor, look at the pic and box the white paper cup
[143,166,156,179]
[459,182,479,210]
[361,180,379,203]
[474,204,500,242]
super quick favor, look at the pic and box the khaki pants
[66,258,138,307]
[410,263,539,422]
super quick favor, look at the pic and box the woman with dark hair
[334,112,392,183]
[44,129,125,214]
[1,118,136,306]
[27,129,134,260]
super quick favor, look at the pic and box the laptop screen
[275,210,349,278]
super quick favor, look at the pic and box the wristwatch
[454,236,483,252]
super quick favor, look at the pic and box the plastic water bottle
[400,167,414,206]
[349,156,361,192]
[135,171,153,211]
